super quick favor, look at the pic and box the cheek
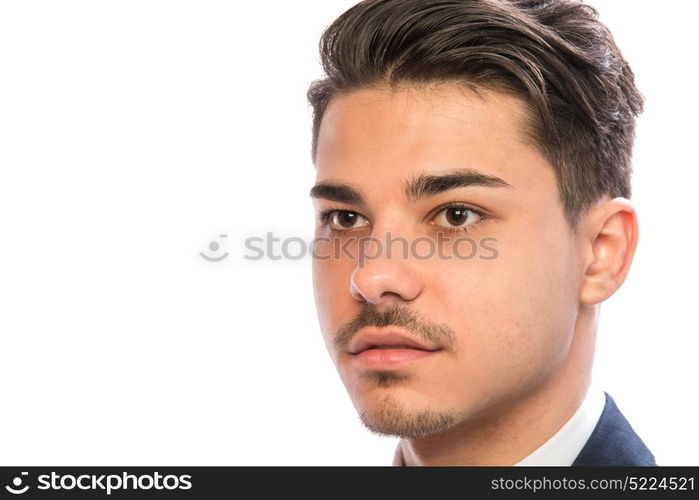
[428,229,579,384]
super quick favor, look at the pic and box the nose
[349,231,423,306]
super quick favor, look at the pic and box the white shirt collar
[515,383,606,466]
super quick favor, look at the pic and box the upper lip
[347,328,439,354]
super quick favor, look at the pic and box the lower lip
[351,348,437,369]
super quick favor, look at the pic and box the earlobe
[579,197,639,305]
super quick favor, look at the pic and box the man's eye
[323,210,370,231]
[431,206,483,232]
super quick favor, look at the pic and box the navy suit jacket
[572,392,656,466]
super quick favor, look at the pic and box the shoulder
[572,392,656,466]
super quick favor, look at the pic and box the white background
[0,0,696,465]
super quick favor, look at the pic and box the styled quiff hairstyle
[306,0,644,230]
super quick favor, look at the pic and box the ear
[579,197,639,305]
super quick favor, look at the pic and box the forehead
[314,84,555,198]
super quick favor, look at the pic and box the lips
[346,329,440,369]
[347,329,438,355]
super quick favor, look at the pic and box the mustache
[333,304,457,353]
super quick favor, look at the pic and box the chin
[356,393,457,439]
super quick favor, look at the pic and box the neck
[396,304,599,466]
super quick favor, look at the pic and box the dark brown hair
[306,0,644,230]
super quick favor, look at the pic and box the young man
[307,0,655,465]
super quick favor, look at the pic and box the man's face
[311,84,585,438]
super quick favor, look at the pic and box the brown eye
[446,207,469,225]
[337,211,358,228]
[327,210,370,231]
[431,205,482,231]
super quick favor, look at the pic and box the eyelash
[317,207,354,230]
[317,202,489,234]
[430,202,489,233]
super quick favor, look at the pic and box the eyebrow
[405,168,513,201]
[309,168,512,206]
[309,182,367,207]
